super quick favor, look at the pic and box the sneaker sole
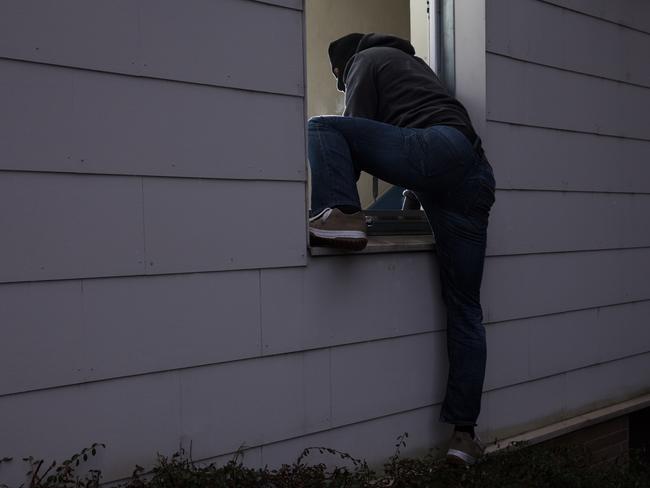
[309,228,367,239]
[446,449,477,465]
[309,232,368,251]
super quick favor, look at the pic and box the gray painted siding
[482,0,650,442]
[3,296,648,482]
[260,405,447,469]
[0,0,304,95]
[261,253,444,354]
[0,372,183,485]
[482,248,650,323]
[0,59,306,180]
[4,248,650,396]
[2,1,650,485]
[142,178,306,274]
[488,0,650,87]
[0,172,306,283]
[0,0,308,483]
[486,191,650,255]
[485,300,650,390]
[0,272,261,396]
[542,0,650,34]
[484,122,650,193]
[487,53,650,140]
[0,172,146,282]
[486,352,650,438]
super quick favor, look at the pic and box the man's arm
[343,55,378,119]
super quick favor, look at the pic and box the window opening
[305,0,454,236]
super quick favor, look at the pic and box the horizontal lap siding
[260,405,445,468]
[542,0,650,34]
[0,0,311,485]
[0,172,146,282]
[485,300,650,390]
[179,350,331,461]
[564,353,650,414]
[330,334,447,426]
[2,330,647,483]
[487,0,650,87]
[486,352,650,438]
[256,0,302,9]
[483,248,650,323]
[0,350,329,484]
[0,60,305,180]
[5,243,650,397]
[485,122,650,193]
[0,0,304,95]
[261,254,444,354]
[483,0,650,441]
[0,271,262,396]
[0,381,441,484]
[0,373,183,486]
[486,191,650,255]
[486,374,567,439]
[142,178,306,274]
[6,0,649,480]
[487,53,650,140]
[0,173,306,283]
[2,251,441,397]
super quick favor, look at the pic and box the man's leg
[417,158,495,429]
[307,116,461,214]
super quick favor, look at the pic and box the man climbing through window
[308,32,496,465]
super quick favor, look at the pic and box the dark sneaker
[309,208,368,251]
[446,431,485,465]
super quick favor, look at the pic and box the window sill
[308,234,435,257]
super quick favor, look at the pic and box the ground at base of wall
[2,438,649,488]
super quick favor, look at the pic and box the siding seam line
[488,245,650,258]
[0,56,304,99]
[258,269,263,356]
[534,0,650,36]
[176,402,441,467]
[484,349,650,395]
[487,297,650,326]
[486,119,650,144]
[0,168,305,184]
[140,178,148,274]
[2,323,649,400]
[151,366,650,466]
[246,0,303,11]
[2,246,650,285]
[495,188,650,196]
[487,50,650,91]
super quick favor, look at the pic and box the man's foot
[309,207,368,251]
[446,431,485,465]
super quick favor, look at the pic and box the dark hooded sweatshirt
[342,33,477,144]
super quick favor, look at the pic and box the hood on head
[328,33,364,92]
[355,33,416,56]
[328,33,415,92]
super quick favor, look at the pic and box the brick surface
[540,415,630,465]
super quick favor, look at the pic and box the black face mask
[328,33,364,92]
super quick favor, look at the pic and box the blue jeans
[308,115,496,426]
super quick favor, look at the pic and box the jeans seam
[435,127,465,163]
[315,122,335,209]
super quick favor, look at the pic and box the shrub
[1,436,649,488]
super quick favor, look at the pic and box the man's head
[328,33,364,92]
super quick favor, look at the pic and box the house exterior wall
[1,0,650,485]
[481,0,650,439]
